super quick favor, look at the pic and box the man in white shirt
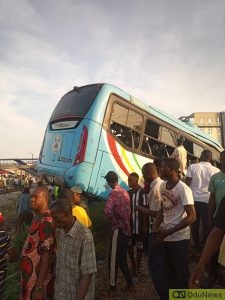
[136,163,168,300]
[186,150,220,250]
[153,158,196,289]
[172,137,187,176]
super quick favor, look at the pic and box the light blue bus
[37,83,223,198]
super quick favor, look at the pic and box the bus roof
[101,83,223,152]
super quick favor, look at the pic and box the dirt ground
[0,191,159,300]
[95,257,159,300]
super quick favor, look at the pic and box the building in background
[179,112,225,149]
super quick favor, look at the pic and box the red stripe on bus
[107,133,130,176]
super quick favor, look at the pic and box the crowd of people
[0,174,39,191]
[0,145,225,299]
[104,149,225,299]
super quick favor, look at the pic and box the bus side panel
[93,129,152,198]
[87,149,103,195]
[91,151,116,199]
[64,162,93,191]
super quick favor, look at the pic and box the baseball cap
[71,186,82,194]
[104,171,118,182]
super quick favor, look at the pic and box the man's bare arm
[154,204,196,242]
[208,192,216,224]
[189,227,224,288]
[32,251,53,300]
[152,205,163,232]
[135,205,158,218]
[76,273,92,300]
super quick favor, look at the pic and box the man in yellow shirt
[71,186,88,210]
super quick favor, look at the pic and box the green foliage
[89,201,110,258]
[89,201,109,232]
[4,263,20,300]
[4,230,27,299]
[13,229,28,251]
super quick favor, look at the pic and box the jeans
[148,233,168,300]
[163,239,190,289]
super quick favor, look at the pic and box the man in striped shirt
[127,172,148,277]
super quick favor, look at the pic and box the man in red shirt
[104,171,134,295]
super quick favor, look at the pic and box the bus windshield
[50,84,102,121]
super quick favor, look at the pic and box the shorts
[127,234,144,250]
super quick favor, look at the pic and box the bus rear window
[51,120,79,130]
[50,84,102,121]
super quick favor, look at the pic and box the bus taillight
[74,125,88,165]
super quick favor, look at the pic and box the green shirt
[208,171,225,216]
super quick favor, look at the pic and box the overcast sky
[0,0,225,158]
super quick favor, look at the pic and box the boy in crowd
[153,158,196,289]
[127,172,148,277]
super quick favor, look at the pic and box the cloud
[0,0,225,157]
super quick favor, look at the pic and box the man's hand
[157,228,171,240]
[135,205,145,213]
[32,289,44,300]
[151,228,171,247]
[189,263,205,288]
